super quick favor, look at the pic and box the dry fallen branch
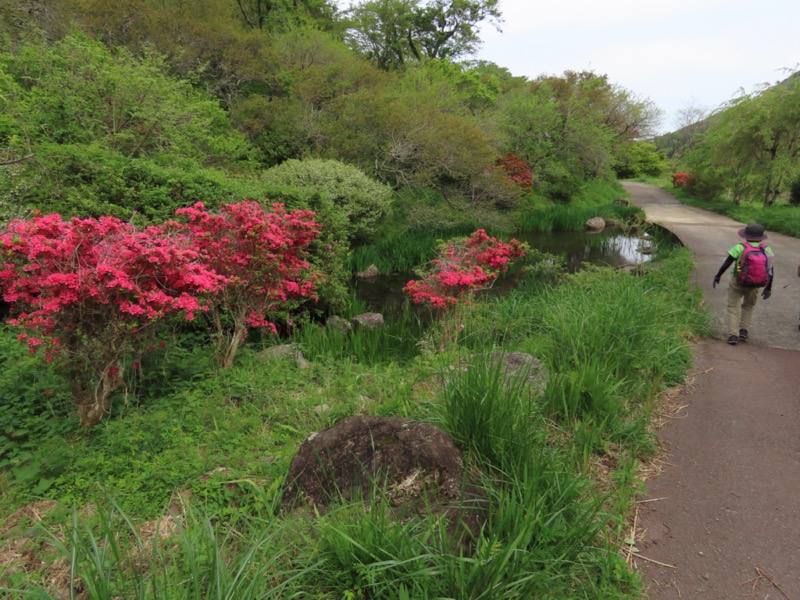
[742,567,792,599]
[631,552,677,569]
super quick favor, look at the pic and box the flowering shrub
[0,202,321,426]
[171,201,321,368]
[0,213,226,427]
[672,172,690,188]
[404,230,526,348]
[494,152,534,189]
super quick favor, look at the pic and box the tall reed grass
[515,203,642,233]
[350,225,477,274]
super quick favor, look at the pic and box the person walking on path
[623,183,800,599]
[712,223,774,345]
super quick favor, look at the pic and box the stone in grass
[350,312,384,330]
[585,216,606,232]
[281,415,487,546]
[452,352,548,396]
[257,344,310,369]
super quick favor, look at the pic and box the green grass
[0,229,707,599]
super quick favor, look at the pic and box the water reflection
[515,229,658,272]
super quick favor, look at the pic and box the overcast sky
[473,0,799,134]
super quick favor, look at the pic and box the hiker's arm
[764,267,774,293]
[713,255,735,285]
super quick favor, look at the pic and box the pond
[352,226,681,314]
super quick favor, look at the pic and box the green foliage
[1,143,262,222]
[261,158,393,241]
[0,328,76,497]
[790,176,800,205]
[684,77,800,206]
[2,33,253,164]
[516,201,641,233]
[349,221,478,273]
[291,301,424,365]
[614,141,668,179]
[304,500,448,599]
[343,0,501,69]
[434,354,545,476]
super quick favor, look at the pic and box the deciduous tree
[343,0,501,70]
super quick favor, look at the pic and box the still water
[353,227,681,313]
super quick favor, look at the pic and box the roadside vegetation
[653,70,800,239]
[0,0,767,597]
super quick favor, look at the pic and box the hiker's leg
[740,287,759,330]
[726,282,743,337]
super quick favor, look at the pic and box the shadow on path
[624,183,800,599]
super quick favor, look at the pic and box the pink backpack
[736,244,770,287]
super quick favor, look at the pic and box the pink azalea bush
[0,202,321,426]
[671,172,690,188]
[170,201,320,368]
[404,229,526,347]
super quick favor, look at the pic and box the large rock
[355,264,380,280]
[326,315,353,334]
[257,344,309,369]
[585,217,606,232]
[282,416,487,544]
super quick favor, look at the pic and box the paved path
[623,183,800,599]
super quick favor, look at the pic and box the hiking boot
[738,328,748,342]
[727,335,738,345]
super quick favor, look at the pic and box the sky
[474,0,800,134]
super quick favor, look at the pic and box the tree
[493,71,662,201]
[408,0,501,61]
[235,0,338,32]
[344,0,501,70]
[3,33,253,165]
[0,214,226,427]
[613,141,667,179]
[655,99,710,160]
[686,79,800,206]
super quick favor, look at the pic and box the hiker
[712,223,774,344]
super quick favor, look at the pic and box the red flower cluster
[171,201,320,368]
[672,172,690,188]
[494,152,534,189]
[0,213,225,353]
[0,202,321,426]
[403,229,526,311]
